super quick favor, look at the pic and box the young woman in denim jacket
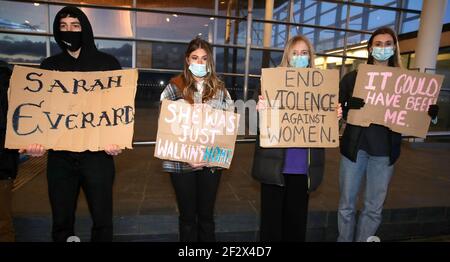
[337,27,439,242]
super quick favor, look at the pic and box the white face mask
[189,63,208,77]
[289,55,309,68]
[371,46,395,61]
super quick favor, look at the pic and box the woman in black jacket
[252,35,342,242]
[337,27,439,242]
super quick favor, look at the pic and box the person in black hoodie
[0,60,19,242]
[20,6,123,242]
[337,27,439,242]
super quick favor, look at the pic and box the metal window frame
[1,0,423,95]
[3,0,450,140]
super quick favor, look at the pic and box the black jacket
[250,90,325,192]
[252,139,325,192]
[0,60,19,180]
[339,70,402,165]
[41,6,121,72]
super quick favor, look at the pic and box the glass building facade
[1,0,450,139]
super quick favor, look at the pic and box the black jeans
[0,179,14,242]
[170,168,222,242]
[47,151,115,242]
[260,174,309,242]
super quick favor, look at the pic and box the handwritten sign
[5,66,138,151]
[259,67,340,148]
[155,99,240,168]
[347,64,444,138]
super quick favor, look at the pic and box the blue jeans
[337,150,394,242]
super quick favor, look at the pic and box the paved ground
[12,142,450,217]
[9,106,450,241]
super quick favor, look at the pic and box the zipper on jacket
[307,148,311,190]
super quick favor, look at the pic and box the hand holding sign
[347,97,365,109]
[104,144,123,156]
[337,103,343,120]
[256,95,267,111]
[428,104,439,119]
[18,143,46,157]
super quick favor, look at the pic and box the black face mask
[60,31,82,52]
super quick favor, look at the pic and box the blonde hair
[280,35,316,68]
[181,37,225,104]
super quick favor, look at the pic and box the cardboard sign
[155,99,240,169]
[5,66,138,151]
[259,67,340,148]
[347,64,444,138]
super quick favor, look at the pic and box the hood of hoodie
[53,6,97,54]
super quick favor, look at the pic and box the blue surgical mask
[189,63,208,78]
[289,55,309,68]
[371,47,395,62]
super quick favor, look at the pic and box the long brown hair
[367,27,402,68]
[181,37,224,103]
[280,35,315,68]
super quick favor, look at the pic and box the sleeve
[0,67,12,130]
[223,89,234,112]
[109,56,122,70]
[339,71,356,120]
[251,85,260,101]
[160,83,175,101]
[39,57,50,70]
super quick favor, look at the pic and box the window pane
[294,1,343,27]
[252,22,288,48]
[252,0,288,20]
[346,32,371,47]
[137,41,187,70]
[49,0,133,7]
[351,0,399,7]
[215,47,246,74]
[97,40,133,68]
[272,24,288,48]
[401,16,420,33]
[404,0,423,10]
[50,6,133,38]
[220,75,259,101]
[214,48,285,80]
[272,0,290,22]
[444,2,450,24]
[0,33,46,64]
[316,29,345,52]
[51,39,132,68]
[137,0,214,14]
[215,18,247,46]
[134,70,177,140]
[0,0,48,32]
[137,12,212,42]
[368,9,396,30]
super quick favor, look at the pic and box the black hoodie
[40,6,121,71]
[0,60,19,180]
